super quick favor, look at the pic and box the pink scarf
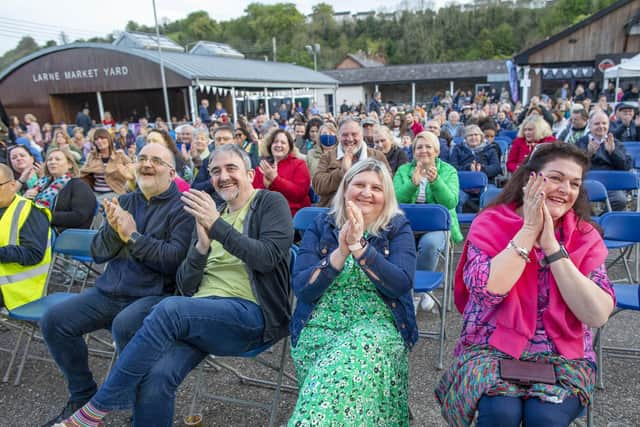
[454,203,607,359]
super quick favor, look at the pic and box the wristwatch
[128,231,142,245]
[540,245,569,267]
[348,237,367,252]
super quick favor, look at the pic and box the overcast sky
[0,0,455,56]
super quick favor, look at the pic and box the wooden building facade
[514,0,640,101]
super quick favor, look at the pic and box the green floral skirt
[289,256,409,427]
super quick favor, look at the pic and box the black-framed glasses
[136,155,174,169]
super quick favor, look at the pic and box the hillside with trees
[0,0,620,71]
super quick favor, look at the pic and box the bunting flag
[198,84,205,93]
[562,68,569,75]
[542,68,549,75]
[572,68,578,76]
[534,68,541,75]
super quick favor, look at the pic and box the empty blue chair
[595,212,640,391]
[598,211,637,284]
[586,170,639,211]
[498,129,517,140]
[293,207,328,233]
[400,204,451,369]
[584,179,612,213]
[452,136,465,145]
[479,187,502,208]
[457,171,489,225]
[493,138,510,158]
[50,229,99,291]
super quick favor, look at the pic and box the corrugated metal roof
[346,53,384,68]
[0,43,338,88]
[189,41,245,59]
[323,59,507,85]
[113,32,185,52]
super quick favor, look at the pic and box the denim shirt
[290,212,418,349]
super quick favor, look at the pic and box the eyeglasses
[234,133,244,138]
[215,135,234,143]
[136,155,174,169]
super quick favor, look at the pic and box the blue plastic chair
[452,136,465,146]
[293,206,328,233]
[598,211,637,284]
[50,229,99,292]
[479,187,502,208]
[400,204,451,369]
[585,170,639,211]
[1,230,81,385]
[498,129,517,140]
[584,179,612,213]
[457,171,489,225]
[188,246,299,426]
[595,212,640,392]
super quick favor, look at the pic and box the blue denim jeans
[476,395,583,427]
[39,287,165,402]
[90,295,265,426]
[416,231,447,271]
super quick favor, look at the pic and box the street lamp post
[305,44,320,105]
[152,0,172,129]
[305,43,320,71]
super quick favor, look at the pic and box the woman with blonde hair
[507,115,556,173]
[373,125,409,174]
[289,158,417,425]
[24,148,96,233]
[50,129,82,163]
[24,113,43,146]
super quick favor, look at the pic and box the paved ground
[1,247,639,427]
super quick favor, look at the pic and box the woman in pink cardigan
[253,128,310,217]
[436,143,615,427]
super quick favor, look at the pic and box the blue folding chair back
[452,136,465,145]
[595,212,640,393]
[498,129,517,140]
[584,179,612,213]
[458,171,488,193]
[293,207,328,233]
[480,187,502,208]
[53,229,98,262]
[586,170,639,211]
[400,204,451,369]
[456,171,488,222]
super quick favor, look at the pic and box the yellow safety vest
[0,195,52,310]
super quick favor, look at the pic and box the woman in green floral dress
[289,158,418,426]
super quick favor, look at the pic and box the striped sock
[58,402,107,427]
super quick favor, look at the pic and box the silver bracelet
[508,240,531,263]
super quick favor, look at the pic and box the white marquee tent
[603,54,640,91]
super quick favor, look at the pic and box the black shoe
[41,399,89,427]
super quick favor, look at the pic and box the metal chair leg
[2,323,26,383]
[14,324,36,385]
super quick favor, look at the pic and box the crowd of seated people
[1,85,638,426]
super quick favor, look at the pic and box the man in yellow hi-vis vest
[0,163,51,310]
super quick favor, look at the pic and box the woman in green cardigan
[393,131,463,311]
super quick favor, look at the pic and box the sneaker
[420,293,436,312]
[41,399,89,427]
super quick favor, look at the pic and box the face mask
[320,134,337,147]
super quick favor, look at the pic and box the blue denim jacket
[290,212,418,349]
